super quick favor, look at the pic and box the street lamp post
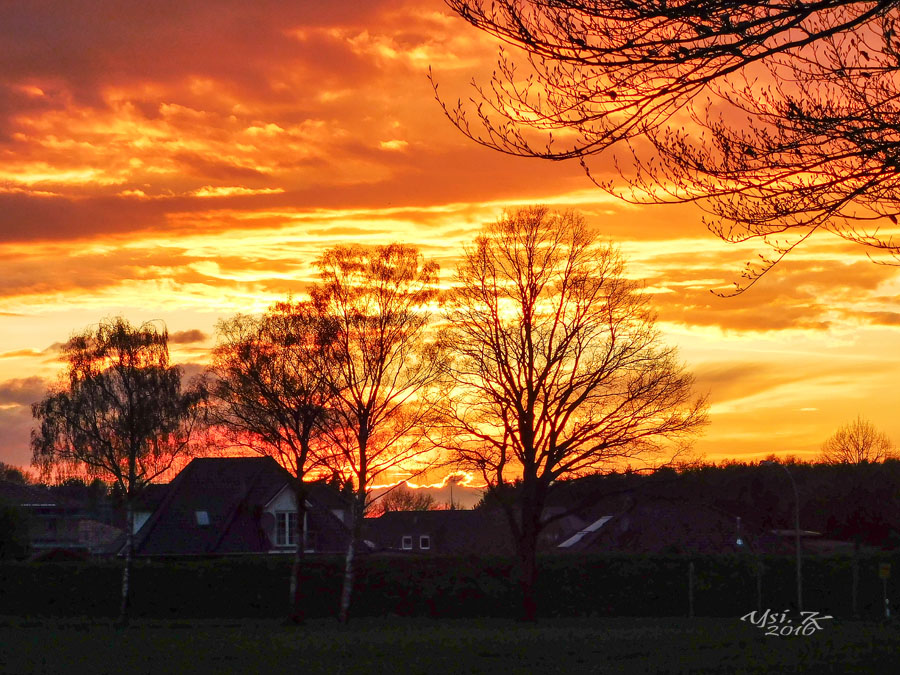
[763,460,803,613]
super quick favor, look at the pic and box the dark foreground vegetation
[3,554,899,621]
[2,615,899,674]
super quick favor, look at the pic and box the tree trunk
[117,503,134,627]
[516,504,540,622]
[337,494,363,623]
[852,538,860,618]
[337,535,356,624]
[518,543,538,622]
[289,486,309,624]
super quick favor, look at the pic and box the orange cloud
[2,0,900,472]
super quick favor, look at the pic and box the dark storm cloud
[0,376,47,406]
[169,329,208,344]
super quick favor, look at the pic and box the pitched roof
[304,482,351,511]
[562,497,755,554]
[133,483,170,510]
[364,509,515,555]
[133,456,291,556]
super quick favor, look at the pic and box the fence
[1,553,897,619]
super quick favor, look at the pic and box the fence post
[688,560,695,618]
[756,560,763,613]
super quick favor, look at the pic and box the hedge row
[2,553,898,620]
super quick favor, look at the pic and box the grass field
[2,616,899,674]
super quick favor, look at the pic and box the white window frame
[276,510,298,547]
[419,535,430,550]
[401,535,413,550]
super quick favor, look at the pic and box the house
[364,509,516,555]
[550,496,848,556]
[131,456,350,556]
[363,505,621,556]
[0,480,122,556]
[554,498,752,554]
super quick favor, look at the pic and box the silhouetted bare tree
[312,244,444,623]
[436,206,707,620]
[438,1,900,290]
[821,415,896,464]
[210,300,334,623]
[31,317,205,625]
[367,483,437,517]
[819,415,895,615]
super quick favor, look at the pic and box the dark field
[2,616,899,674]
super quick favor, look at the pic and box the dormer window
[419,535,431,550]
[401,535,413,550]
[195,510,210,526]
[276,511,297,547]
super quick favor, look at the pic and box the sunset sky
[2,0,900,477]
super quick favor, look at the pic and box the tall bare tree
[31,317,205,625]
[210,299,334,623]
[819,415,895,615]
[437,1,900,288]
[312,244,444,623]
[437,206,708,620]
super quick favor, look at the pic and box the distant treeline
[542,459,900,549]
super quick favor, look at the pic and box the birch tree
[312,244,443,623]
[31,317,205,626]
[210,299,334,623]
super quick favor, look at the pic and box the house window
[302,512,316,552]
[276,511,298,547]
[401,535,413,550]
[195,510,210,526]
[419,535,431,550]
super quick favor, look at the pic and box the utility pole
[762,460,802,612]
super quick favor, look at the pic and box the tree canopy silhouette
[821,415,896,465]
[368,483,438,517]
